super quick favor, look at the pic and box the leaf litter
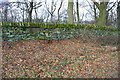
[2,37,119,78]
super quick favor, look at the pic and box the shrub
[1,22,119,31]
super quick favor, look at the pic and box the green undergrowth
[1,22,119,42]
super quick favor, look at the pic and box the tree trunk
[93,1,110,26]
[28,1,33,22]
[35,8,38,22]
[4,6,8,22]
[67,0,74,23]
[76,0,80,23]
[51,0,54,22]
[28,11,32,22]
[93,3,97,24]
[117,1,120,27]
[57,0,63,22]
[117,1,120,51]
[23,8,25,22]
[51,14,53,22]
[98,2,108,25]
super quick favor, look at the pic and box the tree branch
[107,2,116,11]
[91,0,100,10]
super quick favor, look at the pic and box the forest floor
[2,37,119,78]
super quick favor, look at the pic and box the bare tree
[57,0,64,22]
[0,1,10,22]
[17,0,42,22]
[45,0,57,23]
[91,0,116,25]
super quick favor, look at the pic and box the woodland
[1,0,120,78]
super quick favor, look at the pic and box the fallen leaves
[2,37,119,78]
